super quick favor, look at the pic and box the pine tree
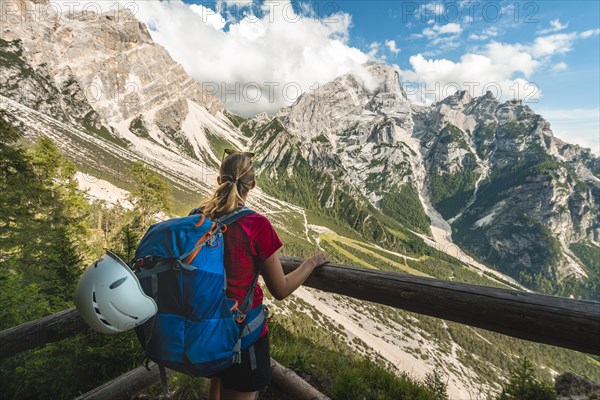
[497,358,556,400]
[1,112,90,307]
[127,161,173,229]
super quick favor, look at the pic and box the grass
[380,184,431,234]
[320,235,379,269]
[204,129,239,167]
[129,115,150,138]
[82,111,130,149]
[429,166,480,220]
[320,233,429,276]
[440,124,470,151]
[268,311,447,399]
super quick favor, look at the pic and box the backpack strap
[214,206,255,225]
[134,258,195,279]
[240,274,259,314]
[241,305,268,338]
[240,305,268,371]
[248,345,257,371]
[159,364,169,395]
[217,207,258,313]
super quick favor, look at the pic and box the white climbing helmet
[75,250,157,334]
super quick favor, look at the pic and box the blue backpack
[131,207,267,392]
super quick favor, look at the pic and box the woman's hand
[306,253,328,270]
[262,251,328,300]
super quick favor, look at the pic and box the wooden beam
[271,358,330,400]
[74,362,173,400]
[280,256,600,355]
[0,307,88,359]
[74,359,329,400]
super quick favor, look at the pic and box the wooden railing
[280,257,600,356]
[2,257,599,397]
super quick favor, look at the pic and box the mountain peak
[364,62,407,101]
[439,90,473,108]
[2,2,223,123]
[484,90,496,100]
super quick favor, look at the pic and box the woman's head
[200,151,255,219]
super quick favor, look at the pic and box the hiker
[195,151,328,400]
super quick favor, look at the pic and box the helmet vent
[92,291,112,327]
[109,276,127,289]
[112,303,139,320]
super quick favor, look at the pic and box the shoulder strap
[214,206,255,225]
[240,273,260,314]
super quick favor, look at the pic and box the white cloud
[385,40,400,54]
[531,32,579,58]
[551,62,568,72]
[399,24,598,112]
[537,19,569,35]
[485,42,539,77]
[423,22,462,38]
[422,27,436,38]
[219,0,253,6]
[397,40,543,104]
[468,27,499,41]
[367,42,380,58]
[189,4,226,30]
[421,22,462,49]
[54,0,374,117]
[580,28,600,39]
[366,42,387,62]
[423,2,445,17]
[550,19,568,30]
[437,22,462,34]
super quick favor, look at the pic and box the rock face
[248,64,600,297]
[413,90,599,288]
[246,62,432,245]
[1,0,229,161]
[556,372,600,399]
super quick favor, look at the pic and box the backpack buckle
[236,313,246,324]
[135,256,155,269]
[229,300,246,323]
[207,235,220,248]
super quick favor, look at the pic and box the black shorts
[217,333,272,392]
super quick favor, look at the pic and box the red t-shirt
[222,212,283,309]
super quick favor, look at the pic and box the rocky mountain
[1,0,242,179]
[2,1,599,397]
[244,63,600,299]
[413,90,600,293]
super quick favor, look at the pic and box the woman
[196,151,328,400]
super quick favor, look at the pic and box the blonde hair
[200,152,255,219]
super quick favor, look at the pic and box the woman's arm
[261,251,327,300]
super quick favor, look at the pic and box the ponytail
[200,152,255,219]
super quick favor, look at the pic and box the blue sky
[149,0,599,152]
[337,1,599,107]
